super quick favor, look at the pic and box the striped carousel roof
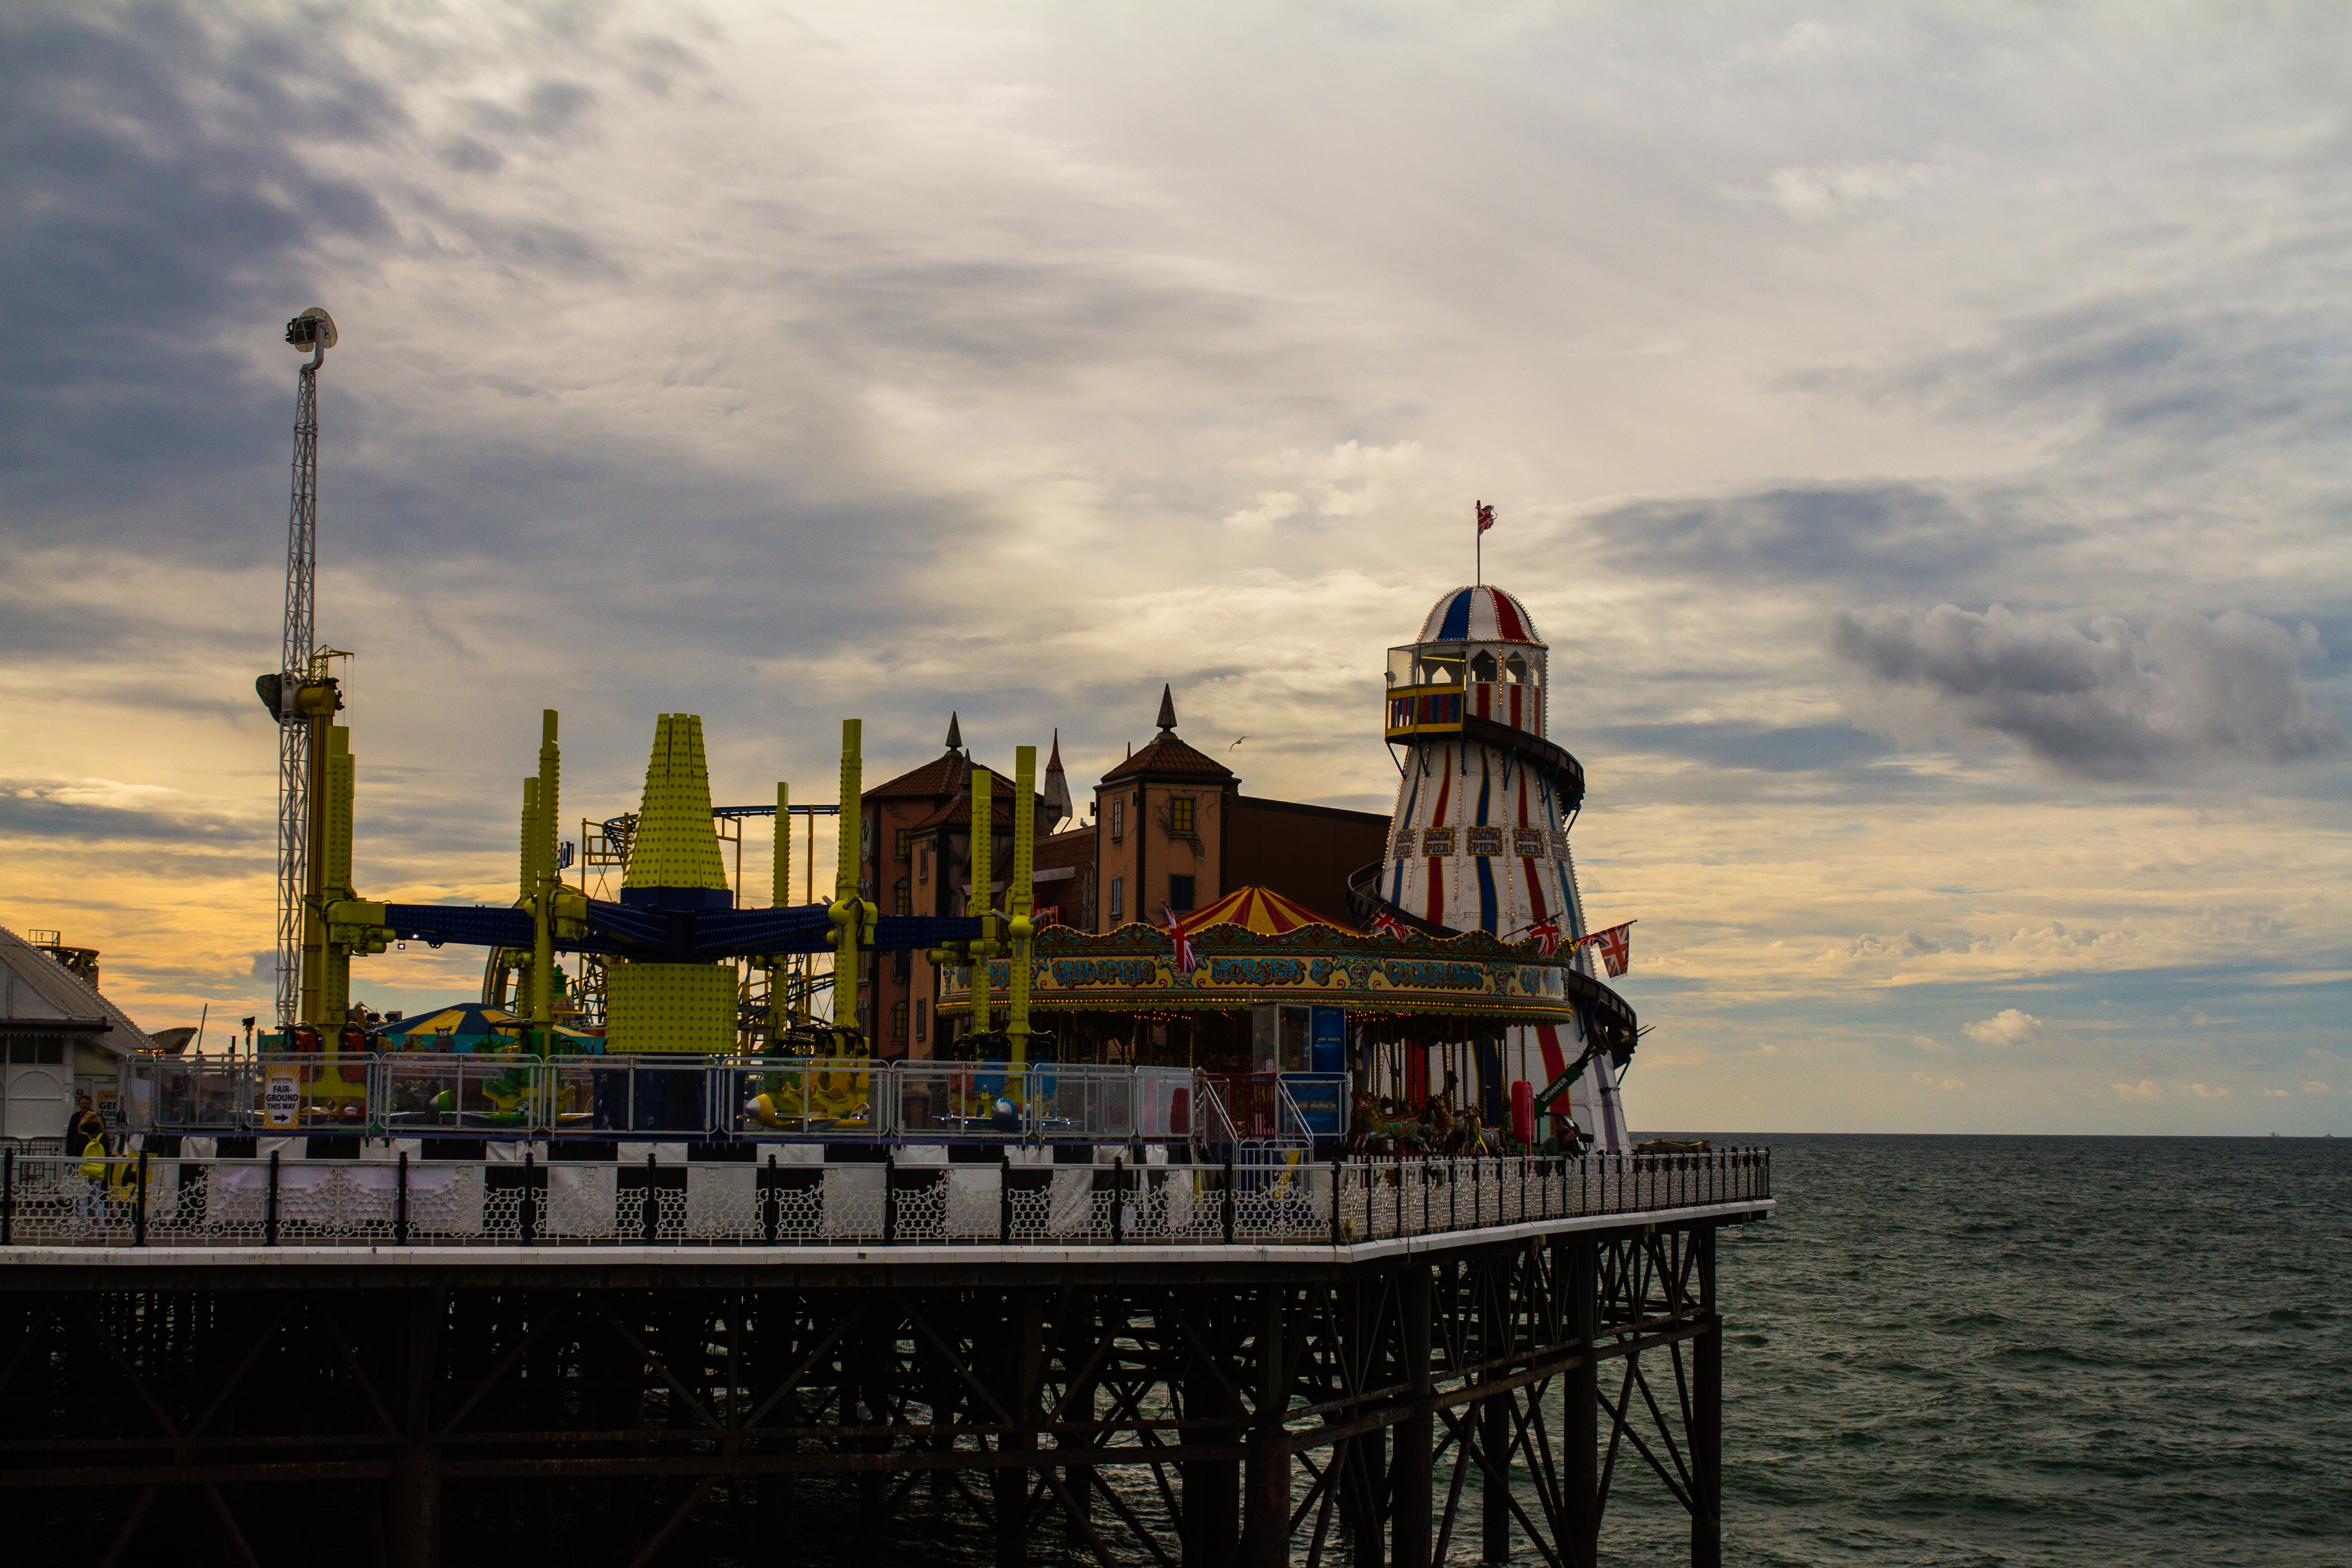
[1176,885,1356,937]
[1415,585,1543,646]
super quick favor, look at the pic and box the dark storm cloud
[0,7,623,558]
[0,784,259,844]
[1583,722,1890,774]
[1850,290,2352,462]
[462,79,600,139]
[1830,604,2343,780]
[0,7,390,546]
[1580,483,2065,598]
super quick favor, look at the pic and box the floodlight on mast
[258,306,342,1030]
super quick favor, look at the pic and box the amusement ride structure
[1351,583,1636,1149]
[255,307,348,1032]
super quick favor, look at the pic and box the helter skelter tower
[1373,583,1633,1150]
[254,308,345,1030]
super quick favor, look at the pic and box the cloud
[1965,1008,2048,1047]
[0,779,261,844]
[1911,1070,1966,1092]
[2261,1088,2293,1098]
[1587,484,2024,596]
[1761,162,1937,222]
[2190,1083,2230,1099]
[2113,1080,2159,1101]
[2303,1081,2331,1095]
[1832,605,2342,780]
[1223,492,1301,533]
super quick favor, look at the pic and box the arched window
[891,999,909,1045]
[1504,654,1528,685]
[1470,651,1498,683]
[894,877,911,916]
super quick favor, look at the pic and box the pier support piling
[1692,1224,1723,1568]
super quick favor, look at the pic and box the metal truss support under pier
[0,1214,1757,1568]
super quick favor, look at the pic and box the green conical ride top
[624,713,728,895]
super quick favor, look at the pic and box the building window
[1109,875,1124,923]
[895,828,912,861]
[892,1000,908,1045]
[894,877,911,916]
[917,844,929,883]
[1169,797,1194,834]
[915,998,928,1042]
[1110,798,1125,842]
[892,947,911,981]
[1168,874,1194,912]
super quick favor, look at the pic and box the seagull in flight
[1229,736,1249,750]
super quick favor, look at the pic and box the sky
[2,1,2346,1135]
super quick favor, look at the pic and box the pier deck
[2,1149,1768,1568]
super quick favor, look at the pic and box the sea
[1600,1134,2352,1567]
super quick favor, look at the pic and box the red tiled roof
[865,750,971,800]
[1034,826,1096,870]
[907,794,1037,833]
[1100,732,1235,783]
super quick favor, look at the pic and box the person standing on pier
[68,1092,108,1157]
[74,1114,110,1233]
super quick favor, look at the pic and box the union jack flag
[1369,909,1412,941]
[1520,916,1563,956]
[1163,906,1197,972]
[1584,920,1634,978]
[1476,501,1495,534]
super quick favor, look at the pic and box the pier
[1,1132,1766,1568]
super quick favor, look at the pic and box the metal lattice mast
[272,309,334,1028]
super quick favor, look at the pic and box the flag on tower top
[1476,501,1495,534]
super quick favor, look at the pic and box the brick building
[856,692,1387,1060]
[854,714,1055,1060]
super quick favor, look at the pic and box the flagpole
[1474,498,1481,587]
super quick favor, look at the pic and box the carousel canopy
[1176,885,1355,937]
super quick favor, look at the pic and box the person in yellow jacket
[75,1130,108,1234]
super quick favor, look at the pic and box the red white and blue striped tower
[1379,583,1632,1150]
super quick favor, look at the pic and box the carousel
[935,882,1638,1154]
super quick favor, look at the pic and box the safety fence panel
[126,1054,248,1130]
[1201,1074,1290,1145]
[726,1057,878,1137]
[371,1053,555,1134]
[1135,1068,1200,1143]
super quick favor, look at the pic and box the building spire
[1043,728,1072,828]
[1155,684,1178,734]
[945,711,963,753]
